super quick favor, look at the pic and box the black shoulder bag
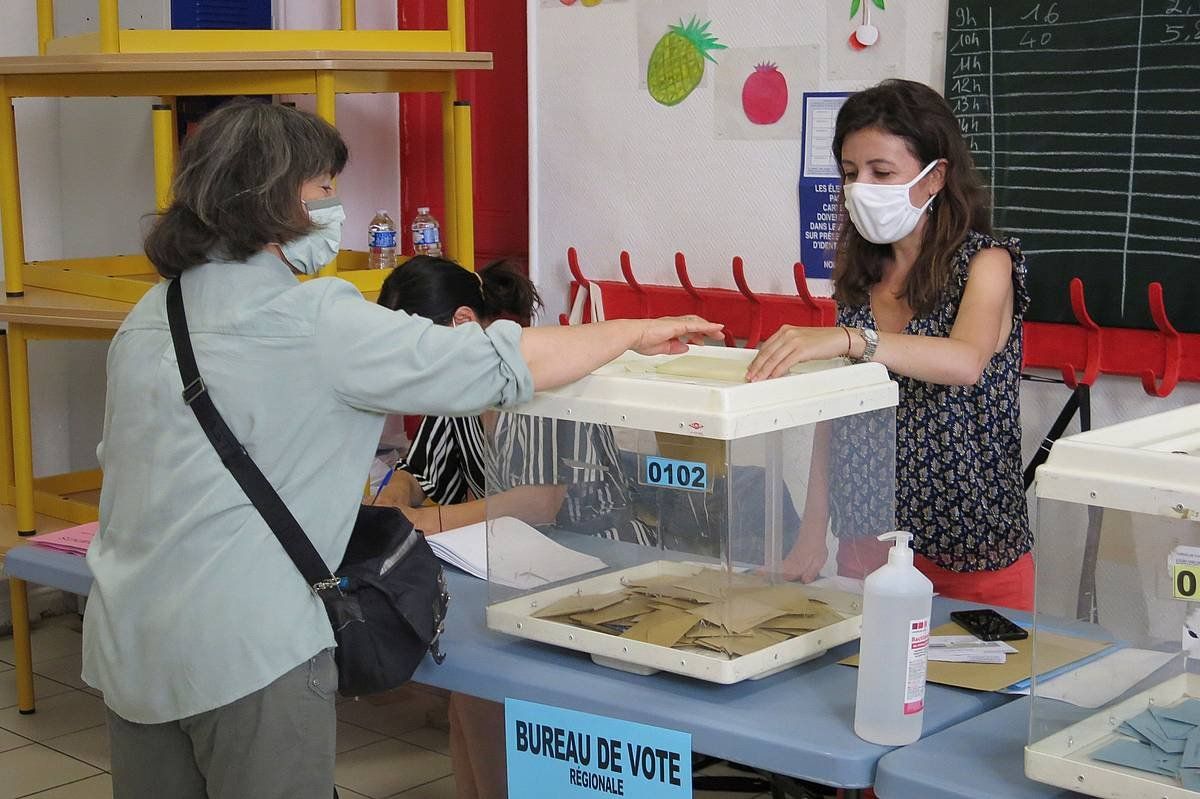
[165,277,448,697]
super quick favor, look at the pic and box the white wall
[529,0,1200,621]
[527,0,1200,432]
[531,0,949,321]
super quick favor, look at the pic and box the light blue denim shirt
[82,251,533,723]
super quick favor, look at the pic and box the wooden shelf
[0,288,132,330]
[0,506,78,561]
[0,50,492,76]
[0,281,383,329]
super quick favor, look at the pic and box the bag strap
[165,277,338,590]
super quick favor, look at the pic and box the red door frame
[397,0,529,266]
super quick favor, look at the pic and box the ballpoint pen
[371,463,398,505]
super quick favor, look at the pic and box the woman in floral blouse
[747,79,1033,610]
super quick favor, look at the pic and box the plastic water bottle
[411,207,442,257]
[854,531,934,746]
[368,210,397,270]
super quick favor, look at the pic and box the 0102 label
[641,456,708,492]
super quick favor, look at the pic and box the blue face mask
[280,197,345,275]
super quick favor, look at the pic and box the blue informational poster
[506,698,692,799]
[798,92,851,280]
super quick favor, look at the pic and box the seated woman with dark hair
[378,256,662,799]
[377,255,655,546]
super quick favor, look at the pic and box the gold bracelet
[437,505,443,533]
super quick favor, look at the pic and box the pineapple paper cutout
[647,17,727,106]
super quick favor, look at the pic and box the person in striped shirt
[375,255,653,799]
[376,255,655,546]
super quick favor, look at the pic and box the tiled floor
[0,616,771,798]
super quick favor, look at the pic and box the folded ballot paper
[427,517,606,589]
[927,635,1019,664]
[1091,699,1200,790]
[28,521,98,556]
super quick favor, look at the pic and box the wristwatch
[856,327,879,363]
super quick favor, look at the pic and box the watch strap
[857,327,879,363]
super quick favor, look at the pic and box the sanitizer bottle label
[904,617,930,715]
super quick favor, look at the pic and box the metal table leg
[7,323,35,535]
[9,576,35,713]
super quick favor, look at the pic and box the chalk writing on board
[945,1,1200,332]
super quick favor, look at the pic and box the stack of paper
[28,522,98,556]
[927,635,1018,664]
[425,523,489,579]
[531,567,850,658]
[1092,699,1200,790]
[847,623,1113,692]
[427,517,607,590]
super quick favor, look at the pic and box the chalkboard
[945,1,1200,332]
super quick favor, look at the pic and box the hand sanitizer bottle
[854,531,934,746]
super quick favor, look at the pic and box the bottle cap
[376,209,387,215]
[418,207,430,214]
[877,531,914,566]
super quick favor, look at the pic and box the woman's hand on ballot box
[520,316,724,391]
[631,315,725,355]
[746,326,853,382]
[778,523,830,583]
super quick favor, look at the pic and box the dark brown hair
[377,256,542,327]
[831,79,992,315]
[144,100,348,277]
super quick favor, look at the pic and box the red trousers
[837,537,1034,611]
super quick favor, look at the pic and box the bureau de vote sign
[505,698,692,799]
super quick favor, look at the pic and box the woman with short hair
[83,100,720,798]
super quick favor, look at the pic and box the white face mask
[280,197,345,275]
[843,160,942,245]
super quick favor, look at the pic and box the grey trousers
[107,649,338,799]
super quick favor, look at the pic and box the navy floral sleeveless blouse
[829,230,1032,572]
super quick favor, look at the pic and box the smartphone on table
[949,608,1029,642]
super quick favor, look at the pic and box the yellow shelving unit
[0,49,487,302]
[0,1,489,535]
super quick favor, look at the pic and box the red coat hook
[1141,282,1181,398]
[731,257,763,349]
[1061,278,1101,389]
[566,247,593,323]
[567,246,588,286]
[675,251,698,299]
[675,252,735,347]
[792,263,834,326]
[619,251,649,318]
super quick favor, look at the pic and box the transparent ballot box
[1026,404,1200,798]
[483,345,898,683]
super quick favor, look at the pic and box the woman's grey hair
[144,99,348,277]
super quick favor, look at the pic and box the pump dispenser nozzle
[878,531,915,566]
